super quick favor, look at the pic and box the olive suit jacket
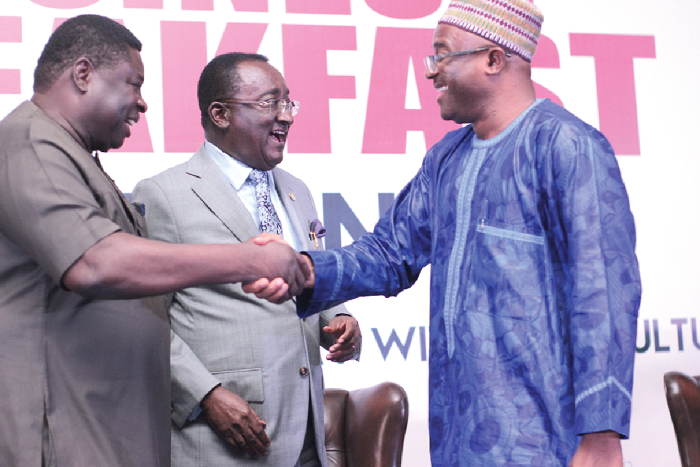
[0,101,170,467]
[132,145,349,467]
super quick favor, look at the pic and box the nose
[277,108,294,125]
[423,56,438,80]
[138,96,148,113]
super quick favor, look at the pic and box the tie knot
[248,169,268,186]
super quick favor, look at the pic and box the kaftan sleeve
[298,154,436,318]
[544,125,642,438]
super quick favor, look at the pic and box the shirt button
[299,366,309,376]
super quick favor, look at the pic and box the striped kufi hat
[438,0,544,62]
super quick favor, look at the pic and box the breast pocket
[459,220,549,363]
[467,219,548,322]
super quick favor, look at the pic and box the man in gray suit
[132,53,361,467]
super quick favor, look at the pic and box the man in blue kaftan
[299,98,641,466]
[246,0,641,465]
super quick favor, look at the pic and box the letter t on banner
[282,25,356,153]
[570,34,656,156]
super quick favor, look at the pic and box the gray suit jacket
[132,145,348,467]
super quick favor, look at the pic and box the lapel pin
[289,192,296,201]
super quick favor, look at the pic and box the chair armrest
[664,371,700,467]
[324,388,350,467]
[345,382,409,467]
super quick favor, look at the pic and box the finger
[259,280,289,303]
[327,347,355,362]
[328,340,353,355]
[253,424,270,449]
[254,413,267,430]
[266,286,291,305]
[225,429,248,454]
[336,322,354,343]
[323,320,345,336]
[242,278,270,294]
[242,426,269,457]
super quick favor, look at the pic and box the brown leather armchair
[324,382,409,467]
[664,371,700,467]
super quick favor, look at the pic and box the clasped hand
[242,234,314,303]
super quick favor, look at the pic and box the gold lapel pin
[289,192,296,201]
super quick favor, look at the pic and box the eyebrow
[256,86,289,100]
[432,40,449,52]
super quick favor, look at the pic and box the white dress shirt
[205,141,302,251]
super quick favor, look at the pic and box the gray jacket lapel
[186,145,260,243]
[273,168,314,251]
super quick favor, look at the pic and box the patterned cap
[438,0,544,62]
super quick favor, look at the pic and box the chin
[440,109,455,122]
[110,140,126,151]
[264,154,284,168]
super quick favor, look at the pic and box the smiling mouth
[271,130,287,143]
[436,86,448,93]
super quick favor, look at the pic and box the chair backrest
[324,382,409,467]
[664,371,700,467]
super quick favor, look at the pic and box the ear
[72,56,93,92]
[485,48,508,75]
[208,102,231,130]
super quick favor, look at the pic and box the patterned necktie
[248,169,283,235]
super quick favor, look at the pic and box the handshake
[241,233,315,304]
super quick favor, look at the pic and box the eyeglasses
[217,98,300,116]
[424,47,512,74]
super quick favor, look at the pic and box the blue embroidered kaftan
[300,99,641,466]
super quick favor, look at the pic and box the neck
[31,91,90,151]
[472,71,536,140]
[472,99,535,140]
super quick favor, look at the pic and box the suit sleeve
[132,178,221,427]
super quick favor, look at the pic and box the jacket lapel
[186,145,260,243]
[273,168,315,251]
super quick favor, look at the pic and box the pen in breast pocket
[309,219,326,250]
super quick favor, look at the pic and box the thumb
[254,233,290,247]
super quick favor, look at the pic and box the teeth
[126,119,136,126]
[437,86,448,92]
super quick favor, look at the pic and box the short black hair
[197,52,268,128]
[33,14,142,93]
